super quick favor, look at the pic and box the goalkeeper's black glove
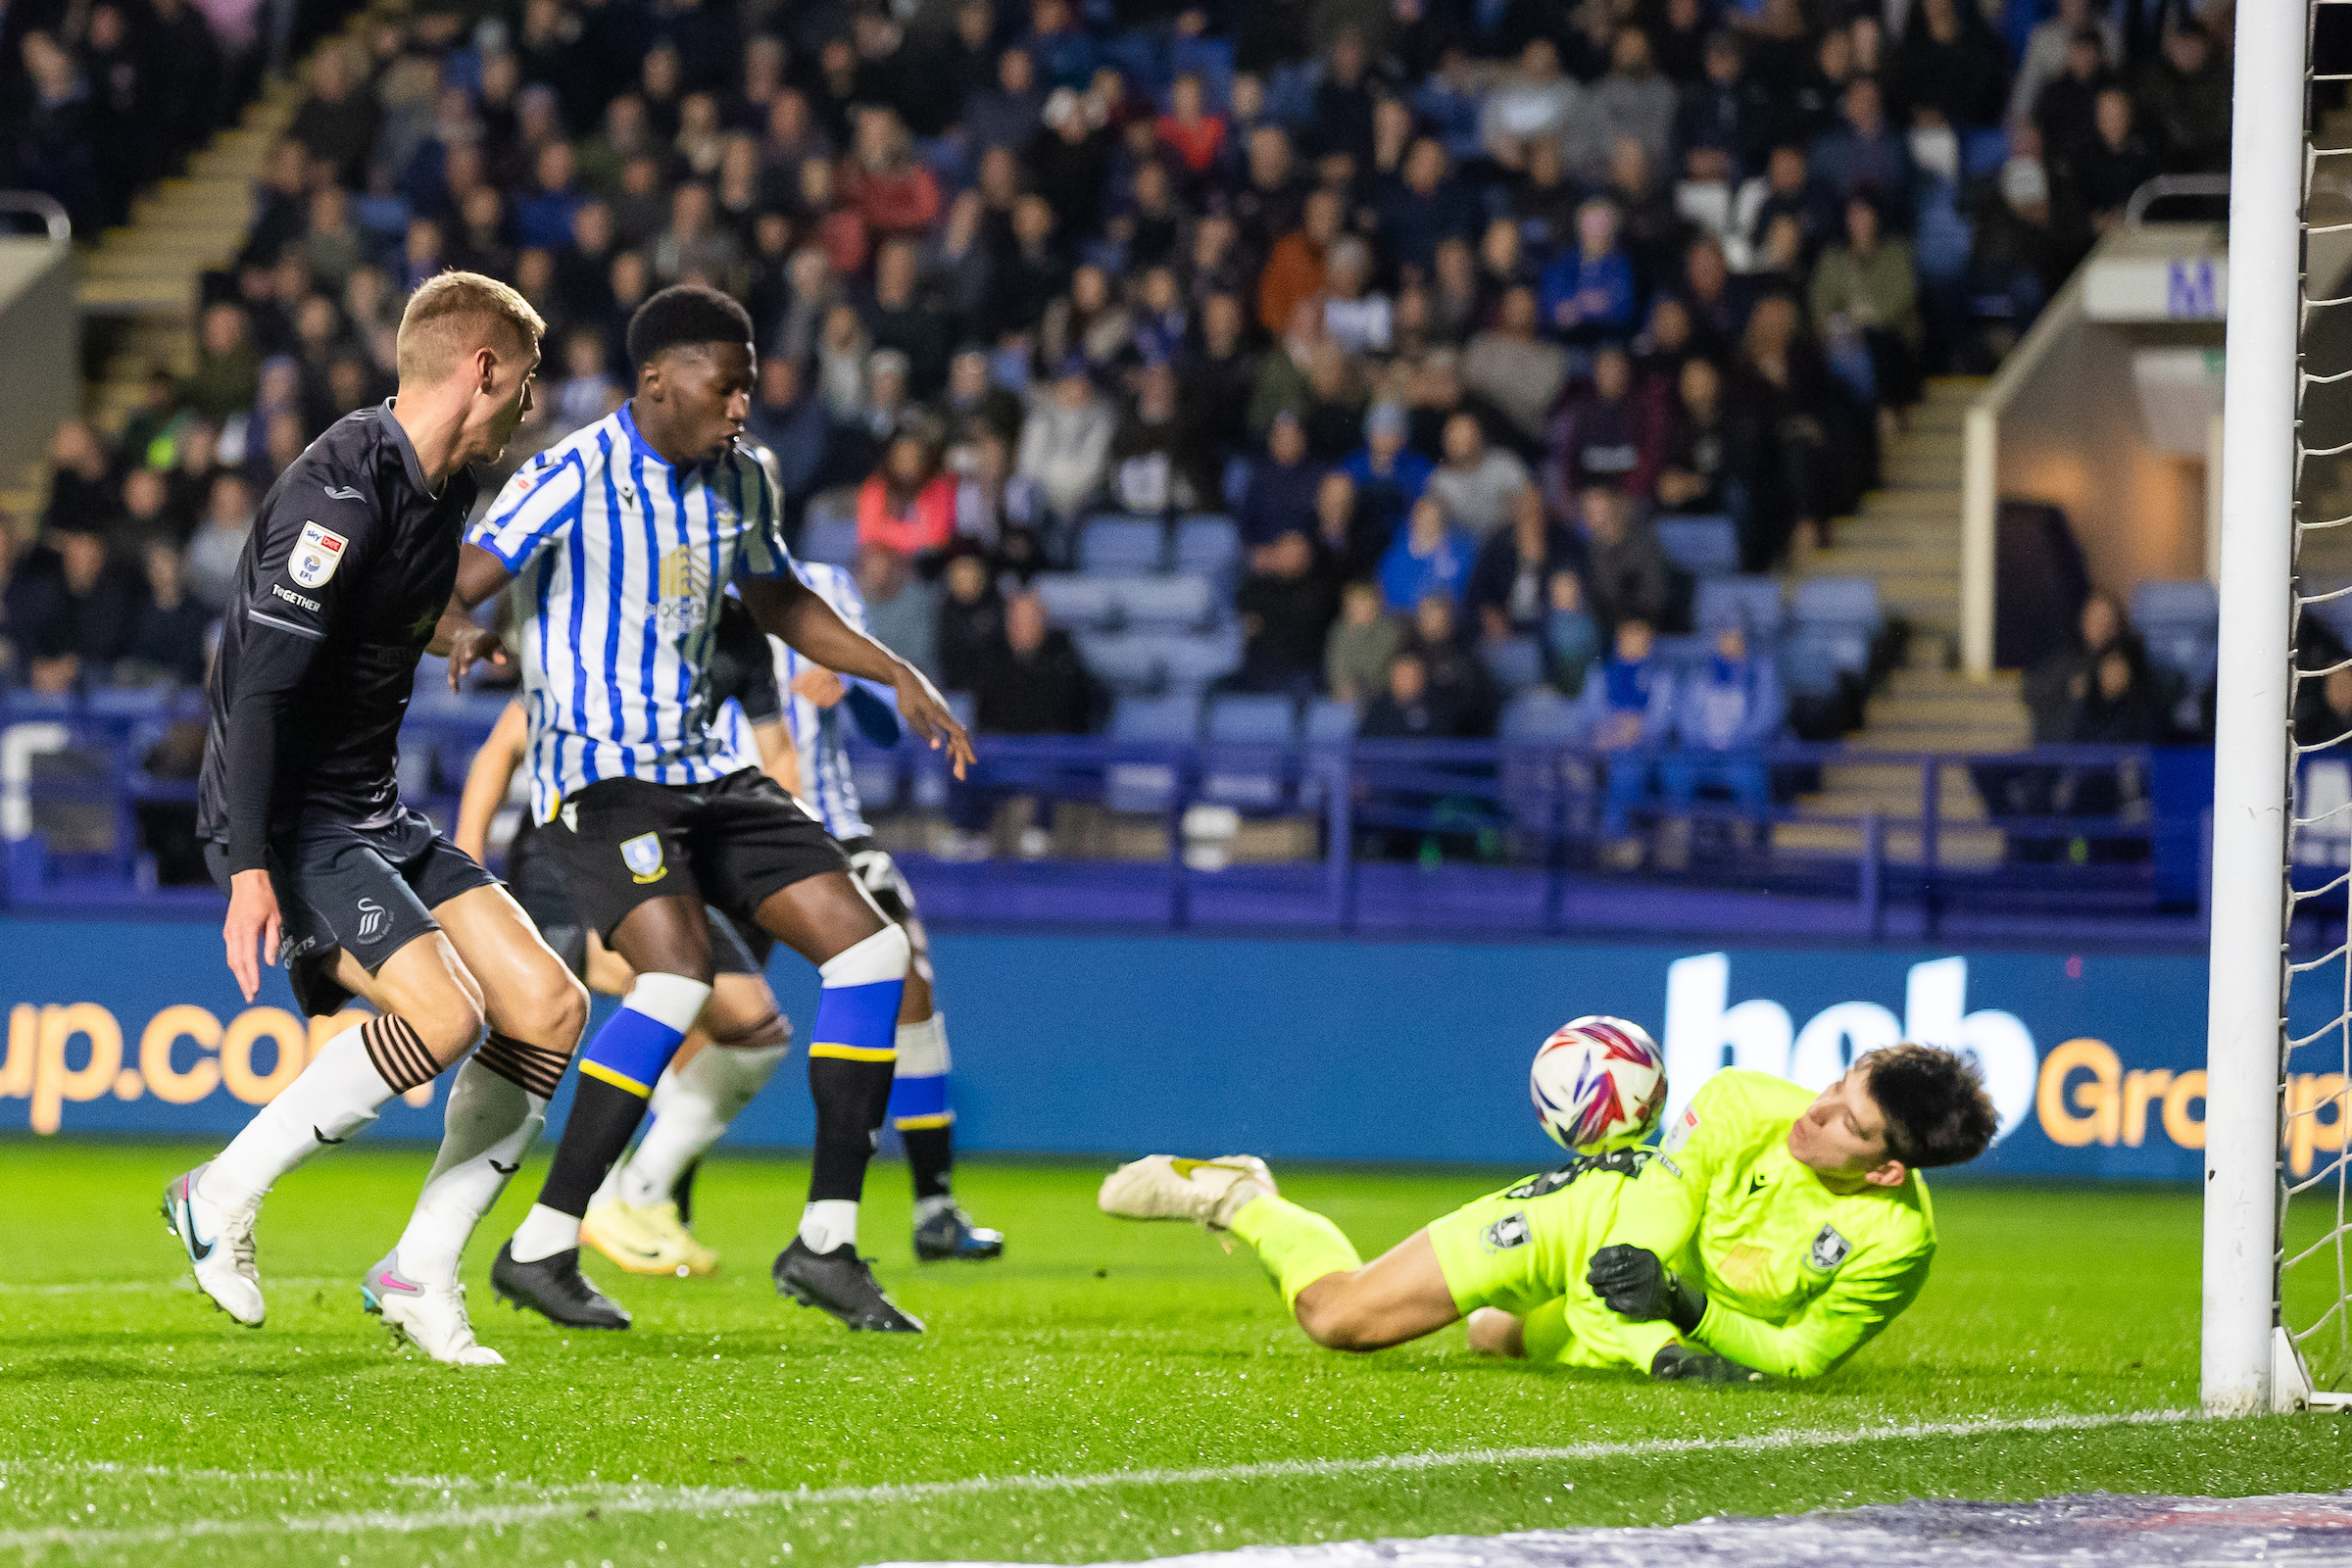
[1586,1244,1707,1335]
[1649,1344,1765,1385]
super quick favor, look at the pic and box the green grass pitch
[5,1140,2352,1567]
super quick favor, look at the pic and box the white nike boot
[161,1164,264,1326]
[361,1250,505,1367]
[1097,1155,1276,1230]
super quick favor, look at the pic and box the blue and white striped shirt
[775,562,878,841]
[468,404,794,822]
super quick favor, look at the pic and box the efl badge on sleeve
[1807,1223,1851,1273]
[620,831,667,884]
[290,521,348,589]
[1480,1210,1532,1253]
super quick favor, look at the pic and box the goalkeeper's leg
[1099,1155,1458,1351]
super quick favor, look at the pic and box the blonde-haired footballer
[1101,1048,1996,1381]
[166,271,590,1367]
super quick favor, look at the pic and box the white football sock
[799,1199,859,1253]
[202,1023,397,1211]
[509,1202,582,1263]
[913,1194,957,1225]
[395,1057,548,1289]
[616,1043,789,1207]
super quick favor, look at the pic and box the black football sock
[671,1157,700,1225]
[903,1125,955,1202]
[808,1056,896,1203]
[536,1075,656,1218]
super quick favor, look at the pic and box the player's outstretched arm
[454,701,529,863]
[739,572,975,778]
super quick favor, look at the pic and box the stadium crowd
[0,0,2240,782]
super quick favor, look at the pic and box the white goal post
[2203,0,2306,1417]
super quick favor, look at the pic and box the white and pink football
[1530,1016,1668,1152]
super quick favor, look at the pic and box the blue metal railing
[0,694,2218,939]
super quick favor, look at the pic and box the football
[1530,1016,1668,1152]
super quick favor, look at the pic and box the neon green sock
[1226,1195,1362,1308]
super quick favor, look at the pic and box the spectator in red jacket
[858,429,957,564]
[837,106,943,243]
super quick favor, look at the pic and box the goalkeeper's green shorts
[1424,1156,1676,1372]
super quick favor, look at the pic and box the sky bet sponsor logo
[0,1003,428,1133]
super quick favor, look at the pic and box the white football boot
[1098,1154,1277,1230]
[162,1164,265,1326]
[361,1250,505,1367]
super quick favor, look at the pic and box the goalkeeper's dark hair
[626,284,756,371]
[1864,1043,1997,1168]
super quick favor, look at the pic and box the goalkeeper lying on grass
[1099,1047,1996,1383]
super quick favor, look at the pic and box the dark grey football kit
[198,403,497,1016]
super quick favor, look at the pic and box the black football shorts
[540,768,849,944]
[206,808,500,1016]
[506,815,769,983]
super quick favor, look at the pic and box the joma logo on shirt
[271,582,321,612]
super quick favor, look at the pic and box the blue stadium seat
[1790,575,1884,628]
[84,686,171,720]
[1304,698,1358,743]
[1174,514,1241,579]
[1075,632,1165,693]
[1078,516,1168,576]
[1650,635,1712,672]
[1106,692,1200,812]
[1498,687,1586,742]
[801,513,859,567]
[1480,637,1544,694]
[1654,514,1740,578]
[1694,575,1786,638]
[1158,627,1245,689]
[1111,692,1202,742]
[1784,625,1869,687]
[1116,574,1215,631]
[1032,573,1119,630]
[1205,694,1298,742]
[1202,694,1298,808]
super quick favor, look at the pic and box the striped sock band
[471,1032,570,1100]
[361,1015,439,1095]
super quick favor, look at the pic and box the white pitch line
[0,1278,348,1297]
[0,1407,2198,1556]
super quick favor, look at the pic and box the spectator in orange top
[1156,73,1227,185]
[858,429,958,564]
[1257,188,1346,337]
[837,106,943,243]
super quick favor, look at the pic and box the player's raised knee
[709,992,789,1052]
[518,962,590,1047]
[823,919,910,984]
[409,988,488,1067]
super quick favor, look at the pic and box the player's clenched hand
[791,667,847,709]
[222,869,282,1004]
[1588,1245,1707,1334]
[443,620,509,689]
[1649,1344,1764,1385]
[891,664,976,781]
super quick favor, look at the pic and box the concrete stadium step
[75,24,329,431]
[1772,820,2006,865]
